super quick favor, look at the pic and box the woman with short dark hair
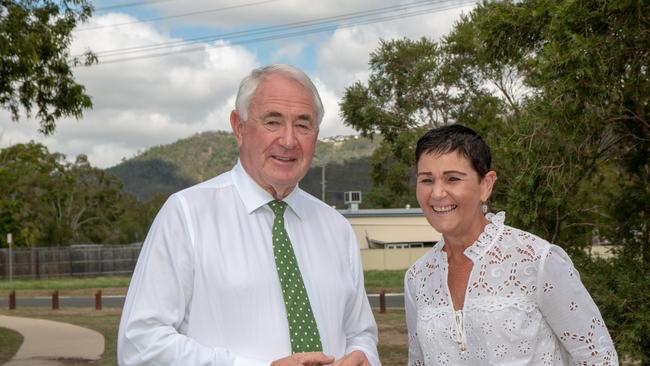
[405,124,618,365]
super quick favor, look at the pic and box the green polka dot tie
[268,200,323,353]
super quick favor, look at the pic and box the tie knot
[268,200,287,216]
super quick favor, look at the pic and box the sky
[0,0,477,168]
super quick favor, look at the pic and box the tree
[340,38,470,207]
[445,0,649,255]
[341,0,650,361]
[44,154,127,245]
[0,0,96,135]
[0,143,141,246]
[0,141,65,246]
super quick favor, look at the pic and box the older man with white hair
[118,64,380,366]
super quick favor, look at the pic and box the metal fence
[0,244,142,279]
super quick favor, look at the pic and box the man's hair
[235,64,324,125]
[415,124,492,178]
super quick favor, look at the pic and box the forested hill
[107,130,379,207]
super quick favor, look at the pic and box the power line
[87,0,441,57]
[80,0,281,31]
[80,0,476,65]
[95,0,177,12]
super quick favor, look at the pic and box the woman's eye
[448,176,460,182]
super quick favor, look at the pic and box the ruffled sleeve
[536,245,619,365]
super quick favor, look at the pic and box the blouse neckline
[433,211,506,262]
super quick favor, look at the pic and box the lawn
[0,274,408,365]
[0,308,407,366]
[0,271,405,296]
[0,326,23,364]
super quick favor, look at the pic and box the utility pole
[321,164,326,203]
[7,233,13,281]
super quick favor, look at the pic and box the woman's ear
[480,170,497,202]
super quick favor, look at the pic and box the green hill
[107,130,379,207]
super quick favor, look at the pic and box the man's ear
[230,110,243,146]
[480,170,497,202]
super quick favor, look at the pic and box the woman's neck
[443,215,491,261]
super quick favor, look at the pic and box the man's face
[231,73,319,198]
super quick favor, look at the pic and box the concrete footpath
[0,315,104,366]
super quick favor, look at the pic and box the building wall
[345,215,441,249]
[360,247,431,270]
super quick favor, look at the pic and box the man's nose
[279,124,298,149]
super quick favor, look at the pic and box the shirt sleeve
[341,224,381,366]
[536,244,619,365]
[404,266,425,366]
[117,194,269,366]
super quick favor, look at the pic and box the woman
[405,125,618,365]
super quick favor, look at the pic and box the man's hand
[271,352,335,366]
[331,350,371,366]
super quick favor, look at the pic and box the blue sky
[0,0,476,167]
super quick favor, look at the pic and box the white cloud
[1,2,477,169]
[1,13,258,168]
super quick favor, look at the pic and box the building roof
[338,207,424,218]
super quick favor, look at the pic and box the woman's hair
[415,124,492,178]
[235,64,324,125]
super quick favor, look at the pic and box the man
[117,64,380,366]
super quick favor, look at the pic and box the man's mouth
[432,204,457,214]
[272,155,297,162]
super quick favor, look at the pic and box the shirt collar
[231,160,306,220]
[433,211,507,262]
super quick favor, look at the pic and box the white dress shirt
[118,161,379,366]
[405,212,618,366]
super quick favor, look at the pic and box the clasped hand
[271,350,370,366]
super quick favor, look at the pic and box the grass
[364,270,406,293]
[1,271,407,295]
[0,276,131,297]
[0,326,23,364]
[0,308,407,366]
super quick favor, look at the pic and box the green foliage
[0,142,142,246]
[0,0,96,135]
[577,253,650,365]
[342,0,649,359]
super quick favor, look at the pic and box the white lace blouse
[405,212,618,365]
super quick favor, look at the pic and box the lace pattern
[405,211,618,366]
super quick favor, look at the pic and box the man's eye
[264,120,281,129]
[296,121,312,128]
[295,121,315,134]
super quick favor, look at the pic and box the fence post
[379,289,386,313]
[95,290,102,310]
[52,290,59,310]
[9,290,16,310]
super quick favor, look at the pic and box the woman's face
[416,151,496,242]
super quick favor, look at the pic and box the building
[339,207,440,270]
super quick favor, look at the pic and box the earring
[481,202,488,214]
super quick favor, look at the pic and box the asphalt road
[0,293,405,309]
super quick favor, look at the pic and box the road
[0,293,405,309]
